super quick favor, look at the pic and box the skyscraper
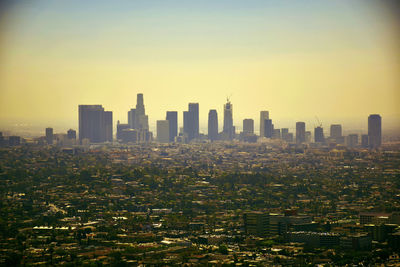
[128,108,136,129]
[264,119,273,138]
[104,111,113,142]
[260,111,269,137]
[243,119,254,135]
[223,99,234,140]
[361,134,369,148]
[314,126,324,143]
[208,109,218,141]
[368,114,382,149]
[157,120,170,143]
[116,121,130,140]
[166,111,178,142]
[184,103,199,141]
[79,105,112,143]
[347,134,358,148]
[45,127,53,145]
[135,93,149,130]
[330,124,342,139]
[296,122,306,144]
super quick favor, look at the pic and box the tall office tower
[264,119,273,138]
[157,120,170,143]
[361,134,369,148]
[273,129,281,139]
[368,114,382,149]
[79,105,113,143]
[184,103,199,141]
[260,111,269,137]
[128,109,136,129]
[67,129,76,140]
[330,124,342,139]
[45,127,53,145]
[116,121,130,140]
[79,105,109,143]
[281,128,289,141]
[223,99,234,140]
[347,134,358,148]
[314,126,325,143]
[189,103,199,140]
[135,93,149,130]
[208,109,218,141]
[296,122,306,144]
[183,111,189,137]
[166,111,178,142]
[243,119,254,134]
[104,111,113,142]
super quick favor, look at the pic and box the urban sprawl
[0,93,399,265]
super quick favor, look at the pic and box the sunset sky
[0,0,399,134]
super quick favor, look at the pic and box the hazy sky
[0,0,399,133]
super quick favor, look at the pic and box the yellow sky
[0,1,399,133]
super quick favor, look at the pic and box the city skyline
[0,1,399,132]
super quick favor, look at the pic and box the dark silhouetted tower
[243,119,254,135]
[296,122,306,144]
[45,127,53,145]
[314,126,324,143]
[184,103,199,141]
[330,124,342,139]
[135,93,148,130]
[208,109,218,141]
[361,134,369,148]
[264,119,273,138]
[104,111,113,142]
[260,111,269,137]
[368,114,381,149]
[166,111,178,142]
[223,99,234,140]
[128,109,136,129]
[79,105,112,143]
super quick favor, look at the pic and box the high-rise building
[243,119,254,135]
[184,103,199,141]
[157,120,170,143]
[296,122,306,144]
[166,111,178,142]
[104,111,113,142]
[368,114,382,149]
[135,93,149,130]
[67,129,76,140]
[361,134,369,148]
[128,109,136,129]
[223,99,234,140]
[45,127,53,145]
[79,105,112,143]
[260,111,269,137]
[116,121,130,140]
[264,119,273,138]
[314,126,325,143]
[347,134,358,148]
[305,131,312,143]
[208,109,218,141]
[330,124,342,139]
[273,129,281,139]
[281,128,292,142]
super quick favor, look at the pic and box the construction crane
[315,116,322,128]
